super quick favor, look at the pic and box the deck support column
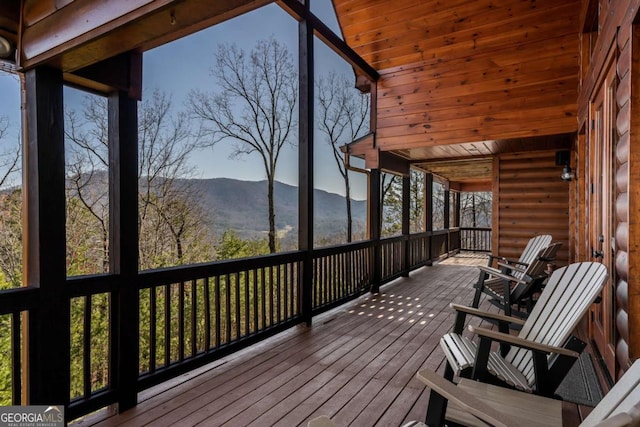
[369,169,381,292]
[109,88,140,412]
[298,5,314,326]
[425,173,434,265]
[444,187,450,254]
[402,174,410,277]
[23,66,70,409]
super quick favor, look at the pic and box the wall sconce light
[0,36,13,59]
[561,165,575,182]
[556,150,575,182]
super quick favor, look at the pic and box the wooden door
[587,51,617,378]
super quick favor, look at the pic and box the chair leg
[471,287,482,308]
[471,270,488,308]
[425,390,448,427]
[425,363,455,426]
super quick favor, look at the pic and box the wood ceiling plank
[376,122,576,150]
[377,53,578,97]
[343,0,567,51]
[361,11,578,69]
[376,32,578,83]
[378,86,577,121]
[377,90,577,129]
[377,103,576,138]
[377,77,576,112]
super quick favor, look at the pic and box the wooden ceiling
[333,0,581,182]
[0,0,580,184]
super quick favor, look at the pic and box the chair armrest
[496,262,527,274]
[502,258,528,266]
[416,369,516,427]
[450,303,526,326]
[478,265,527,285]
[592,412,635,427]
[468,325,580,357]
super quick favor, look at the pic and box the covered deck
[78,254,593,427]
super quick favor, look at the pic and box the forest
[0,38,491,404]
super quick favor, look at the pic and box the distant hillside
[189,178,367,243]
[3,175,367,245]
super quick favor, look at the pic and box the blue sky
[0,2,368,199]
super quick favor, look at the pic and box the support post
[402,174,410,276]
[109,88,140,412]
[23,66,70,409]
[298,7,314,326]
[444,188,450,253]
[425,173,434,264]
[369,169,381,292]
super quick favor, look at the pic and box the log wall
[577,0,640,375]
[492,151,570,266]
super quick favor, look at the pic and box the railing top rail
[0,286,39,315]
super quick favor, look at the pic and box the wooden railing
[460,227,492,252]
[0,229,465,421]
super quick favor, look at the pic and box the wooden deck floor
[76,253,583,427]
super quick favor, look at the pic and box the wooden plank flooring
[73,253,584,427]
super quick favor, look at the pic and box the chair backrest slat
[581,360,640,427]
[505,262,608,385]
[511,235,553,280]
[510,242,562,302]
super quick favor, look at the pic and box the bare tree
[409,170,425,233]
[0,115,20,189]
[460,192,492,228]
[316,72,369,242]
[65,90,212,272]
[65,100,110,273]
[188,37,297,254]
[0,190,22,288]
[381,173,402,237]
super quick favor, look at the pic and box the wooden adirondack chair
[471,242,562,317]
[440,262,608,398]
[483,234,552,272]
[418,358,640,427]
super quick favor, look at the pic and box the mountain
[189,178,367,243]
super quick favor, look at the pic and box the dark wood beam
[277,0,379,83]
[19,0,272,71]
[108,85,140,411]
[368,169,381,292]
[425,173,434,233]
[379,151,410,176]
[67,51,143,100]
[24,66,70,409]
[402,175,410,277]
[298,10,314,325]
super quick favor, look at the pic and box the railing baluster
[244,270,250,336]
[276,264,282,324]
[11,312,21,405]
[235,272,240,339]
[204,277,210,351]
[215,276,221,348]
[191,279,197,357]
[260,269,266,330]
[164,283,171,367]
[253,269,258,333]
[178,282,185,361]
[83,295,91,398]
[282,264,291,319]
[150,288,156,373]
[225,273,231,343]
[268,266,274,327]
